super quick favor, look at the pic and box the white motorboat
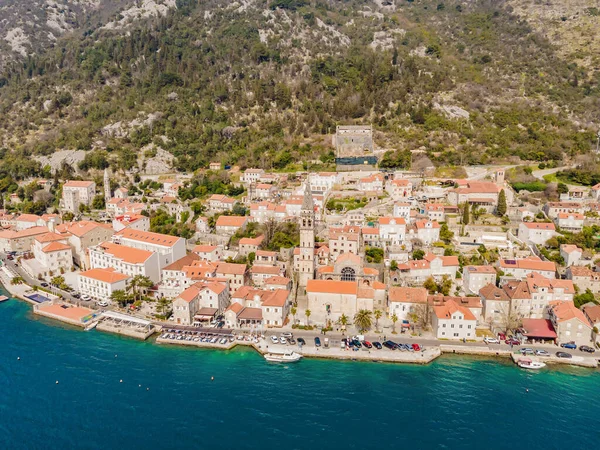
[517,358,546,370]
[263,351,303,363]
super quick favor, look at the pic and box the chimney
[48,218,55,233]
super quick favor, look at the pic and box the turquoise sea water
[1,296,599,450]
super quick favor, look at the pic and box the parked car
[297,337,306,346]
[579,345,596,353]
[81,294,91,301]
[505,338,520,346]
[6,255,13,260]
[40,282,49,287]
[314,337,321,347]
[270,336,279,344]
[498,333,506,341]
[534,349,550,356]
[373,342,382,349]
[484,337,500,344]
[362,341,373,349]
[520,348,534,355]
[97,300,109,307]
[279,337,287,345]
[383,341,396,350]
[352,339,362,348]
[560,342,577,349]
[556,351,572,359]
[281,332,293,339]
[412,343,421,351]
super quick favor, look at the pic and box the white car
[484,337,500,344]
[270,336,279,344]
[279,337,287,345]
[281,332,293,339]
[81,294,91,301]
[97,300,109,307]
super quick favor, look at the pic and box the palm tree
[130,275,154,302]
[291,306,297,324]
[111,290,130,308]
[354,309,373,334]
[305,309,311,326]
[339,314,349,328]
[11,276,23,285]
[391,313,398,334]
[374,309,382,332]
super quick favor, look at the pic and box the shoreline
[1,277,598,370]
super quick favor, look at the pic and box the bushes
[511,181,546,192]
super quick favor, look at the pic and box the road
[531,165,574,182]
[0,253,97,309]
[262,328,597,359]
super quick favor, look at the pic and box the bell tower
[298,183,315,287]
[104,168,111,204]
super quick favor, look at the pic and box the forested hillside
[0,0,599,185]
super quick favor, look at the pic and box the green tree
[412,249,425,260]
[247,251,256,265]
[111,290,130,307]
[391,313,398,334]
[365,247,384,263]
[91,194,105,210]
[423,276,437,294]
[497,189,507,216]
[557,182,569,195]
[305,309,311,326]
[390,260,398,271]
[290,306,297,324]
[374,309,382,332]
[339,313,349,328]
[130,275,154,302]
[574,289,597,309]
[354,309,373,333]
[462,202,470,225]
[439,223,454,244]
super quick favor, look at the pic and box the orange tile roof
[261,289,289,307]
[42,241,71,253]
[35,232,66,243]
[217,262,247,275]
[117,228,181,247]
[193,245,218,253]
[521,222,555,230]
[37,303,94,321]
[433,299,476,321]
[98,242,154,264]
[306,280,357,295]
[560,244,581,254]
[163,253,200,271]
[16,214,41,223]
[13,226,49,238]
[264,276,291,285]
[216,216,248,227]
[465,265,496,274]
[389,287,428,304]
[56,220,112,237]
[178,284,203,303]
[226,302,244,313]
[80,267,129,284]
[239,235,264,246]
[550,301,591,326]
[378,216,407,225]
[64,180,95,188]
[251,265,281,275]
[557,213,584,220]
[499,257,556,273]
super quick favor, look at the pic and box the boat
[517,358,546,370]
[0,295,9,302]
[263,351,303,363]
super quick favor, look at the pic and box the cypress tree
[497,189,507,216]
[462,202,470,225]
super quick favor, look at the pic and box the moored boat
[517,358,546,370]
[264,351,303,363]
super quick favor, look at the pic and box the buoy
[17,357,20,360]
[146,388,149,391]
[211,376,214,381]
[526,388,529,393]
[55,381,59,384]
[139,384,142,388]
[120,379,123,383]
[115,355,118,358]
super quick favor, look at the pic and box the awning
[194,307,218,319]
[521,319,557,339]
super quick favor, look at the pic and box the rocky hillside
[0,0,598,180]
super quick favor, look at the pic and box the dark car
[40,282,49,287]
[6,255,13,260]
[363,340,372,349]
[579,345,595,353]
[383,340,396,350]
[560,342,577,349]
[297,337,306,346]
[505,338,520,346]
[556,351,572,359]
[72,293,81,299]
[314,337,321,347]
[288,338,296,345]
[216,321,225,328]
[373,342,382,349]
[352,339,362,348]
